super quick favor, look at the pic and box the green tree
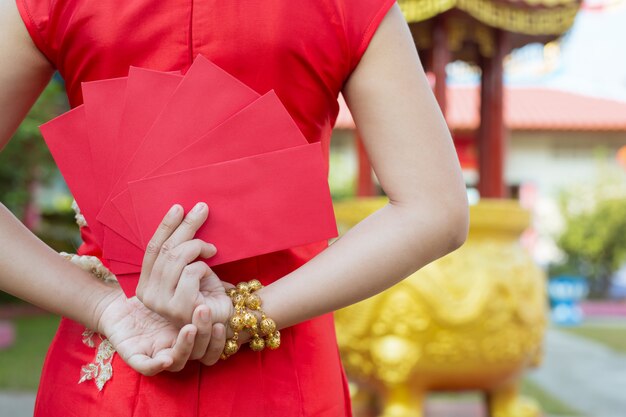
[556,160,626,298]
[0,79,67,226]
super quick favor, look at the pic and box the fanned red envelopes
[129,143,336,266]
[98,55,259,243]
[40,55,337,297]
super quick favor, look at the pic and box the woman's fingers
[140,204,184,279]
[142,202,211,308]
[127,353,173,377]
[189,305,213,360]
[172,261,214,304]
[151,202,209,277]
[162,324,198,372]
[137,202,217,325]
[155,261,209,325]
[200,323,227,366]
[158,239,216,292]
[165,202,209,247]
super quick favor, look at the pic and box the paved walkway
[527,328,626,417]
[0,392,35,417]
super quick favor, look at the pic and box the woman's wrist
[89,284,126,335]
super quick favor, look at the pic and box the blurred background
[1,0,625,416]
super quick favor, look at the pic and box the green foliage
[555,162,626,297]
[0,79,68,219]
[558,198,626,274]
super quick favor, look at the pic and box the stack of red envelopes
[40,55,337,297]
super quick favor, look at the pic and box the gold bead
[226,288,237,298]
[229,315,245,332]
[243,312,257,327]
[266,332,281,350]
[245,294,261,310]
[248,279,262,291]
[260,318,276,336]
[223,339,239,356]
[232,293,245,306]
[236,282,250,293]
[250,336,265,352]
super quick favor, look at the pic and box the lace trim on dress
[78,330,115,390]
[63,200,117,391]
[71,199,88,228]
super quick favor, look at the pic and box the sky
[537,0,626,101]
[448,0,626,102]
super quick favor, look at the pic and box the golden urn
[333,198,547,417]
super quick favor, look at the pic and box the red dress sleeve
[15,0,56,66]
[341,0,397,74]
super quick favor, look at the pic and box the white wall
[506,131,626,195]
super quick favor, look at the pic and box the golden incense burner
[334,198,547,417]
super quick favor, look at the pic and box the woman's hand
[95,291,199,375]
[135,202,234,365]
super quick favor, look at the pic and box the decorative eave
[398,0,582,36]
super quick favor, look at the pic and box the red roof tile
[336,87,626,131]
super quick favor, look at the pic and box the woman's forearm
[257,200,467,330]
[0,1,119,330]
[252,6,470,334]
[0,203,121,329]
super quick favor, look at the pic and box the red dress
[16,1,395,416]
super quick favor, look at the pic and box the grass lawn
[559,322,626,354]
[0,315,60,391]
[521,378,583,416]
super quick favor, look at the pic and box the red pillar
[356,132,375,196]
[431,16,450,117]
[478,29,508,198]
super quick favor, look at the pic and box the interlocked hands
[96,202,236,376]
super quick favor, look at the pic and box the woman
[0,0,469,416]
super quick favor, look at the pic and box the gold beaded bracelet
[221,279,281,360]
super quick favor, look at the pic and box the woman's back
[18,0,392,148]
[15,1,396,416]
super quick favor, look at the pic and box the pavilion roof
[336,87,626,132]
[398,0,582,35]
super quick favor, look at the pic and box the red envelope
[82,77,128,206]
[98,55,259,242]
[106,260,141,275]
[114,272,141,298]
[102,226,144,269]
[100,68,184,248]
[40,106,104,246]
[110,68,182,184]
[98,69,185,265]
[82,77,147,266]
[128,143,337,268]
[147,90,308,178]
[106,91,308,266]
